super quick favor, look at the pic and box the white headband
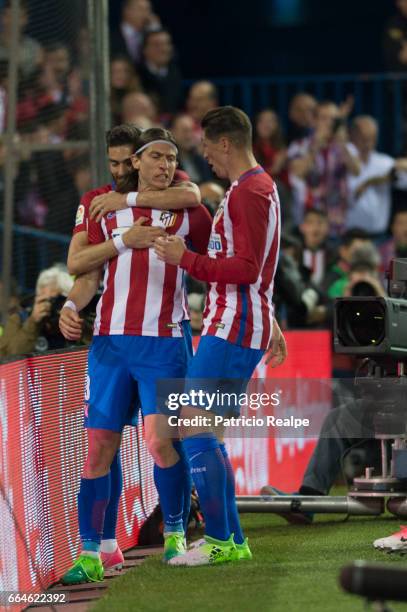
[135,139,178,156]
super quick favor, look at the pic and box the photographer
[0,265,75,358]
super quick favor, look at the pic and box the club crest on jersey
[75,204,85,226]
[208,233,222,252]
[107,211,116,219]
[159,210,177,227]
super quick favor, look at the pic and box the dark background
[109,0,395,78]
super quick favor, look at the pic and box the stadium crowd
[2,0,407,357]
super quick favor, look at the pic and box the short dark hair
[105,123,141,151]
[202,106,252,149]
[341,228,370,247]
[142,29,171,51]
[135,127,177,157]
[303,208,328,221]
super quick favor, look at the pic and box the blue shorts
[85,332,189,432]
[185,335,264,417]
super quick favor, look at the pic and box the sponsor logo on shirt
[208,233,222,252]
[159,210,177,227]
[75,204,85,226]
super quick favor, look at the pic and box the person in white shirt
[346,115,407,237]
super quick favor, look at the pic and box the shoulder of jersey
[81,184,112,205]
[173,169,190,184]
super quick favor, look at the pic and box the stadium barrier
[187,72,407,154]
[0,331,331,607]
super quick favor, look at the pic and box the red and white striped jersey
[88,204,211,337]
[180,166,280,350]
[72,170,190,235]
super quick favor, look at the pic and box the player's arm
[59,268,101,341]
[67,220,166,276]
[186,204,213,254]
[156,188,276,284]
[67,230,119,276]
[89,181,201,222]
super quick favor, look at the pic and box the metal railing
[0,223,70,293]
[195,72,407,154]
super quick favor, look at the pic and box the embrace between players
[58,106,286,584]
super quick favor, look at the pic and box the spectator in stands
[199,181,225,215]
[121,90,157,127]
[111,0,161,67]
[0,265,74,357]
[110,56,142,124]
[383,0,407,72]
[346,116,407,239]
[171,114,212,184]
[17,69,54,127]
[65,67,89,129]
[21,105,77,235]
[287,93,317,144]
[186,80,219,141]
[323,230,374,298]
[298,208,333,288]
[328,240,381,299]
[187,293,205,336]
[139,30,182,115]
[0,0,43,78]
[253,109,287,180]
[37,102,67,142]
[187,80,219,120]
[380,208,407,273]
[288,101,361,236]
[274,233,328,329]
[41,41,71,105]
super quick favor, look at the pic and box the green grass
[93,511,407,612]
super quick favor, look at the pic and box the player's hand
[29,296,52,324]
[122,217,167,249]
[59,306,84,341]
[154,235,186,265]
[90,192,128,222]
[265,319,287,367]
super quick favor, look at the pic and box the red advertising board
[0,349,157,608]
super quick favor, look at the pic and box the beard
[115,170,139,193]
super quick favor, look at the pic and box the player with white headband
[60,127,212,584]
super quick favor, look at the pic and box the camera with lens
[334,258,407,359]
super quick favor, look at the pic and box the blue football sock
[173,440,192,533]
[78,473,111,552]
[183,434,229,542]
[102,451,122,540]
[219,442,244,544]
[153,455,185,534]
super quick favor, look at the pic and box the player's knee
[84,437,117,477]
[146,436,173,466]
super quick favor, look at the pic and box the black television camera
[333,258,407,501]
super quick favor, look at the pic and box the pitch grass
[93,511,407,612]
